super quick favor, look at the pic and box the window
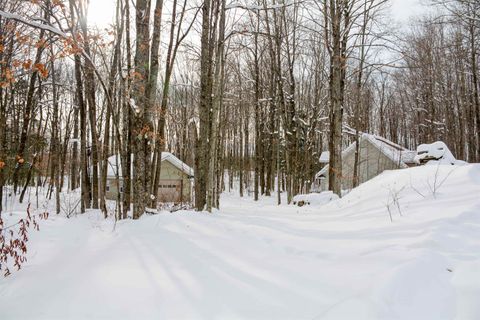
[158,183,179,189]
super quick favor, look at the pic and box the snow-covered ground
[1,164,480,319]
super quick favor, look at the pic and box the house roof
[315,134,414,179]
[319,151,330,163]
[106,152,194,177]
[162,152,194,177]
[364,134,415,166]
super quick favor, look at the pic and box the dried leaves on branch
[0,205,49,277]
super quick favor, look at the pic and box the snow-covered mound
[414,141,461,165]
[292,191,339,207]
[0,164,479,320]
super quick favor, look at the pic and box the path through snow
[1,165,480,319]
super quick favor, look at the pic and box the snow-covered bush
[414,141,459,165]
[292,191,339,207]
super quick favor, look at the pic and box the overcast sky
[88,0,426,29]
[391,0,425,22]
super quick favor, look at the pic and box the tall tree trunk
[326,0,350,197]
[78,2,99,209]
[469,22,480,161]
[12,27,45,193]
[132,0,151,219]
[352,1,369,188]
[253,14,260,201]
[206,0,226,212]
[122,0,133,220]
[196,0,213,211]
[70,104,79,191]
[147,0,165,209]
[51,55,60,214]
[68,0,90,212]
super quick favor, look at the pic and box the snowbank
[1,164,479,319]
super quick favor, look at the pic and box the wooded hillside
[0,0,478,217]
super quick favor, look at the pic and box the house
[313,134,416,192]
[105,152,194,203]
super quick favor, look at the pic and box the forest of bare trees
[0,0,478,217]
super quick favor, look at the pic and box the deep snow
[1,164,480,320]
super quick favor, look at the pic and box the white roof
[363,134,415,166]
[106,152,194,177]
[161,152,194,177]
[315,134,414,179]
[319,151,330,163]
[316,165,328,179]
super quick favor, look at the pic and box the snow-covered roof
[161,152,194,177]
[363,134,415,167]
[400,150,417,164]
[319,151,330,163]
[316,165,329,179]
[106,152,194,177]
[315,134,414,179]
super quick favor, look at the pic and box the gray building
[313,134,416,192]
[105,152,194,203]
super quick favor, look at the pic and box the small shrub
[0,204,48,277]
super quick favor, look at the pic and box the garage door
[157,179,182,203]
